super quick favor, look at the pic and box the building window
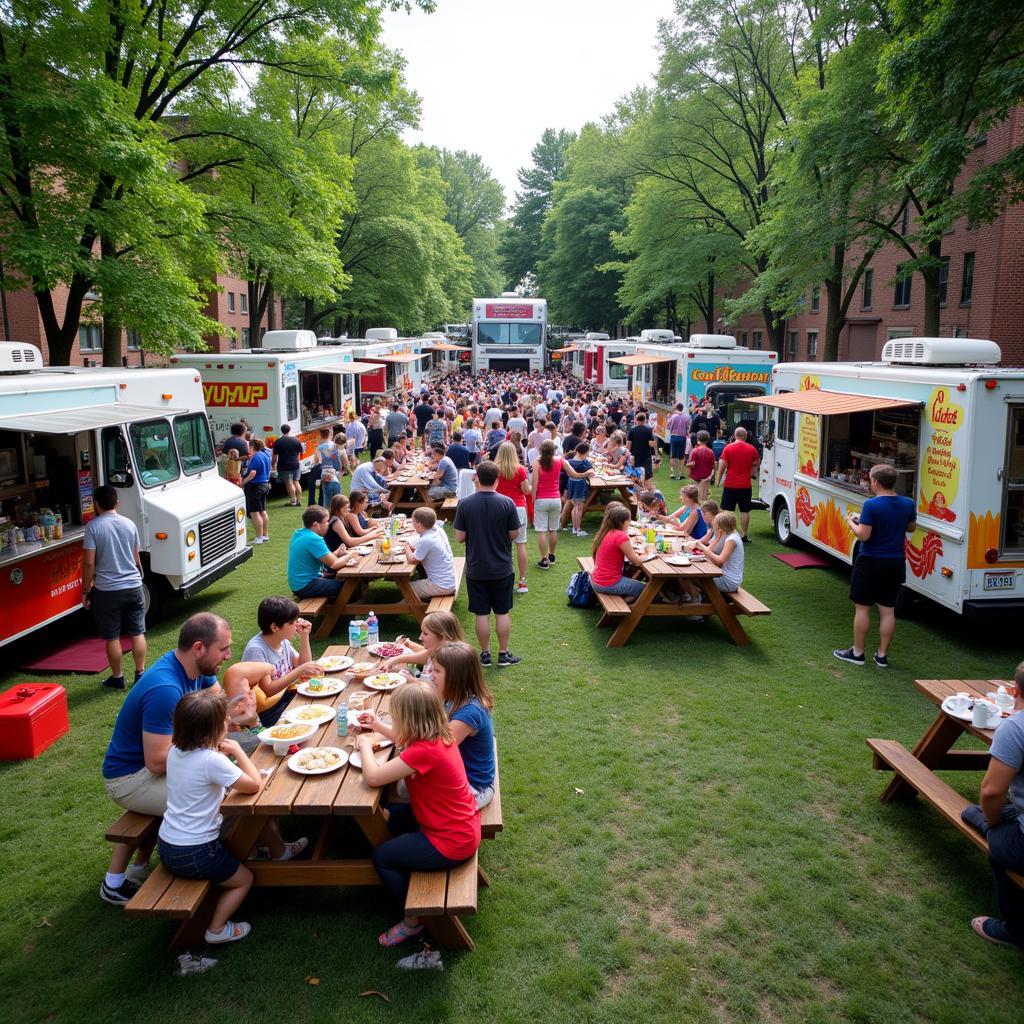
[788,331,798,359]
[900,204,911,237]
[887,327,914,340]
[752,330,763,350]
[740,331,747,346]
[79,325,102,352]
[240,292,248,314]
[938,256,950,307]
[894,264,912,308]
[127,330,142,351]
[241,327,251,347]
[810,286,820,313]
[862,269,873,309]
[961,252,974,305]
[955,327,969,338]
[807,331,818,358]
[227,292,236,314]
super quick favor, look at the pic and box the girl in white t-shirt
[156,690,265,944]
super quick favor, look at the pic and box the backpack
[566,569,595,608]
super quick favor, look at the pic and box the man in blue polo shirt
[100,613,233,905]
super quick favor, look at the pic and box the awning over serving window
[368,353,426,364]
[608,354,679,367]
[551,346,581,354]
[304,362,380,375]
[422,342,468,352]
[742,391,922,415]
[0,403,186,434]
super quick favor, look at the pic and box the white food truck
[171,330,375,475]
[563,333,637,391]
[0,343,252,644]
[750,337,1024,617]
[326,327,430,398]
[625,332,778,440]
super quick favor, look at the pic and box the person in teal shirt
[288,507,349,599]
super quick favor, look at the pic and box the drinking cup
[972,700,995,728]
[995,691,1015,715]
[273,740,291,757]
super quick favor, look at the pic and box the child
[622,452,646,494]
[224,452,242,487]
[566,441,593,537]
[694,511,745,593]
[157,690,262,944]
[355,683,480,947]
[658,484,708,540]
[687,429,716,502]
[381,610,465,681]
[638,489,668,518]
[320,466,341,505]
[240,597,321,727]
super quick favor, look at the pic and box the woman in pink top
[589,503,646,599]
[530,440,592,569]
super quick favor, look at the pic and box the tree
[499,128,575,290]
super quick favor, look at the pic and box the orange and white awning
[608,354,678,367]
[551,345,581,354]
[422,342,469,352]
[742,391,921,415]
[368,353,426,364]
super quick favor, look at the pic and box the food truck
[564,334,637,391]
[749,337,1024,617]
[625,332,777,439]
[171,330,374,474]
[337,328,430,397]
[0,343,252,644]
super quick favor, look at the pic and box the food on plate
[368,642,406,659]
[317,655,353,672]
[295,748,344,771]
[299,678,341,694]
[267,724,310,740]
[370,673,401,689]
[291,706,331,721]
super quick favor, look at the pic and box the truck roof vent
[880,337,1001,366]
[639,328,676,343]
[255,329,317,351]
[688,333,737,349]
[584,332,610,341]
[0,341,44,372]
[365,327,399,341]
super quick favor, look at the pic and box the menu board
[78,471,95,523]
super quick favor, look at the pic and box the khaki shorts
[104,766,168,817]
[411,579,456,599]
[534,497,562,532]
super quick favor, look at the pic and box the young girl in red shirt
[356,682,481,947]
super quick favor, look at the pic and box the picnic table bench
[425,556,465,615]
[867,678,1024,889]
[577,554,769,647]
[114,644,501,950]
[439,495,459,522]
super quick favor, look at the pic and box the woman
[367,405,385,459]
[241,438,271,545]
[590,424,608,455]
[495,441,531,594]
[343,490,383,539]
[345,412,367,460]
[530,439,592,569]
[325,494,360,552]
[589,502,647,601]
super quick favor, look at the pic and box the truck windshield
[130,419,180,486]
[173,413,216,476]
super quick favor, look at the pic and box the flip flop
[378,919,424,947]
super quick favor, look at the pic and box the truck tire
[894,584,916,619]
[773,500,796,547]
[141,568,165,628]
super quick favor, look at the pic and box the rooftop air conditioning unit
[500,291,518,298]
[585,332,610,341]
[688,334,737,349]
[0,342,44,372]
[639,329,675,343]
[880,337,1001,366]
[258,329,317,351]
[422,332,446,339]
[365,327,399,342]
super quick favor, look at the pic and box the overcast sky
[381,0,675,210]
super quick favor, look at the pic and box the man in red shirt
[716,427,760,542]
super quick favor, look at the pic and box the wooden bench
[724,587,772,617]
[105,810,159,847]
[425,556,466,615]
[867,738,1024,888]
[124,864,217,947]
[576,557,631,619]
[297,595,330,620]
[439,495,459,521]
[406,852,480,949]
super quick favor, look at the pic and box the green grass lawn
[1,467,1022,1024]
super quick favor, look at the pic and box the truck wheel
[773,501,796,547]
[141,570,165,628]
[894,585,916,619]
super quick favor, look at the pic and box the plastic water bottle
[337,698,348,737]
[367,611,379,647]
[348,620,361,648]
[656,529,665,553]
[358,619,369,647]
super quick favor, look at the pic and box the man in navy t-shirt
[834,464,916,668]
[99,613,232,906]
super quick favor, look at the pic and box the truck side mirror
[108,471,134,487]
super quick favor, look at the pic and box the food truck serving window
[819,406,920,499]
[130,419,180,486]
[173,413,216,475]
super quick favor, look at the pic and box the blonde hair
[714,511,737,535]
[496,441,520,480]
[389,682,453,747]
[421,610,464,643]
[412,506,437,529]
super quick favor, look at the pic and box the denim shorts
[157,837,240,885]
[277,467,301,483]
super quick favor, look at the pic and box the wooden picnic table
[386,460,439,511]
[579,472,637,521]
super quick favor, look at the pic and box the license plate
[984,571,1016,591]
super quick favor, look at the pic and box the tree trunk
[921,236,942,337]
[303,297,316,331]
[36,277,89,366]
[266,283,276,331]
[705,271,715,333]
[100,236,123,367]
[764,306,785,354]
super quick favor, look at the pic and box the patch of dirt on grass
[648,897,697,943]
[813,796,838,822]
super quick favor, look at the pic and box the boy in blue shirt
[833,464,916,668]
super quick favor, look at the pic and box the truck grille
[198,509,236,567]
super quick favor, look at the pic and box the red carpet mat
[771,551,833,570]
[25,636,133,673]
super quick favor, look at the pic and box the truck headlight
[236,508,245,523]
[185,529,196,547]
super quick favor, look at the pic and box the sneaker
[479,650,492,667]
[537,559,550,570]
[101,675,126,691]
[100,878,140,906]
[547,552,556,564]
[873,652,889,668]
[133,669,144,684]
[177,953,218,976]
[563,524,574,532]
[125,862,153,886]
[497,651,521,667]
[274,837,309,861]
[574,530,589,537]
[971,916,1024,949]
[833,647,865,666]
[516,579,529,594]
[741,535,751,544]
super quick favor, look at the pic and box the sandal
[378,919,424,947]
[205,921,251,944]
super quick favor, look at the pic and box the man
[222,422,249,464]
[483,402,504,430]
[690,403,714,449]
[424,407,448,449]
[833,464,916,668]
[271,423,304,506]
[446,431,473,472]
[82,485,147,691]
[453,460,522,668]
[350,456,394,512]
[99,613,232,904]
[962,661,1024,950]
[406,507,457,600]
[288,506,354,599]
[427,443,459,502]
[385,402,409,446]
[626,412,658,482]
[716,426,760,542]
[413,395,435,446]
[666,403,692,480]
[507,404,527,438]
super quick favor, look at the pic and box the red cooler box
[0,683,69,760]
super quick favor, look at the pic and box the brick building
[729,107,1024,366]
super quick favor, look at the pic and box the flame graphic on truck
[905,531,943,578]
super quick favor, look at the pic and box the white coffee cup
[273,740,291,757]
[972,700,996,728]
[995,691,1015,715]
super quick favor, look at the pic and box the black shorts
[244,481,268,514]
[92,586,146,639]
[720,487,752,513]
[849,555,905,608]
[467,574,515,616]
